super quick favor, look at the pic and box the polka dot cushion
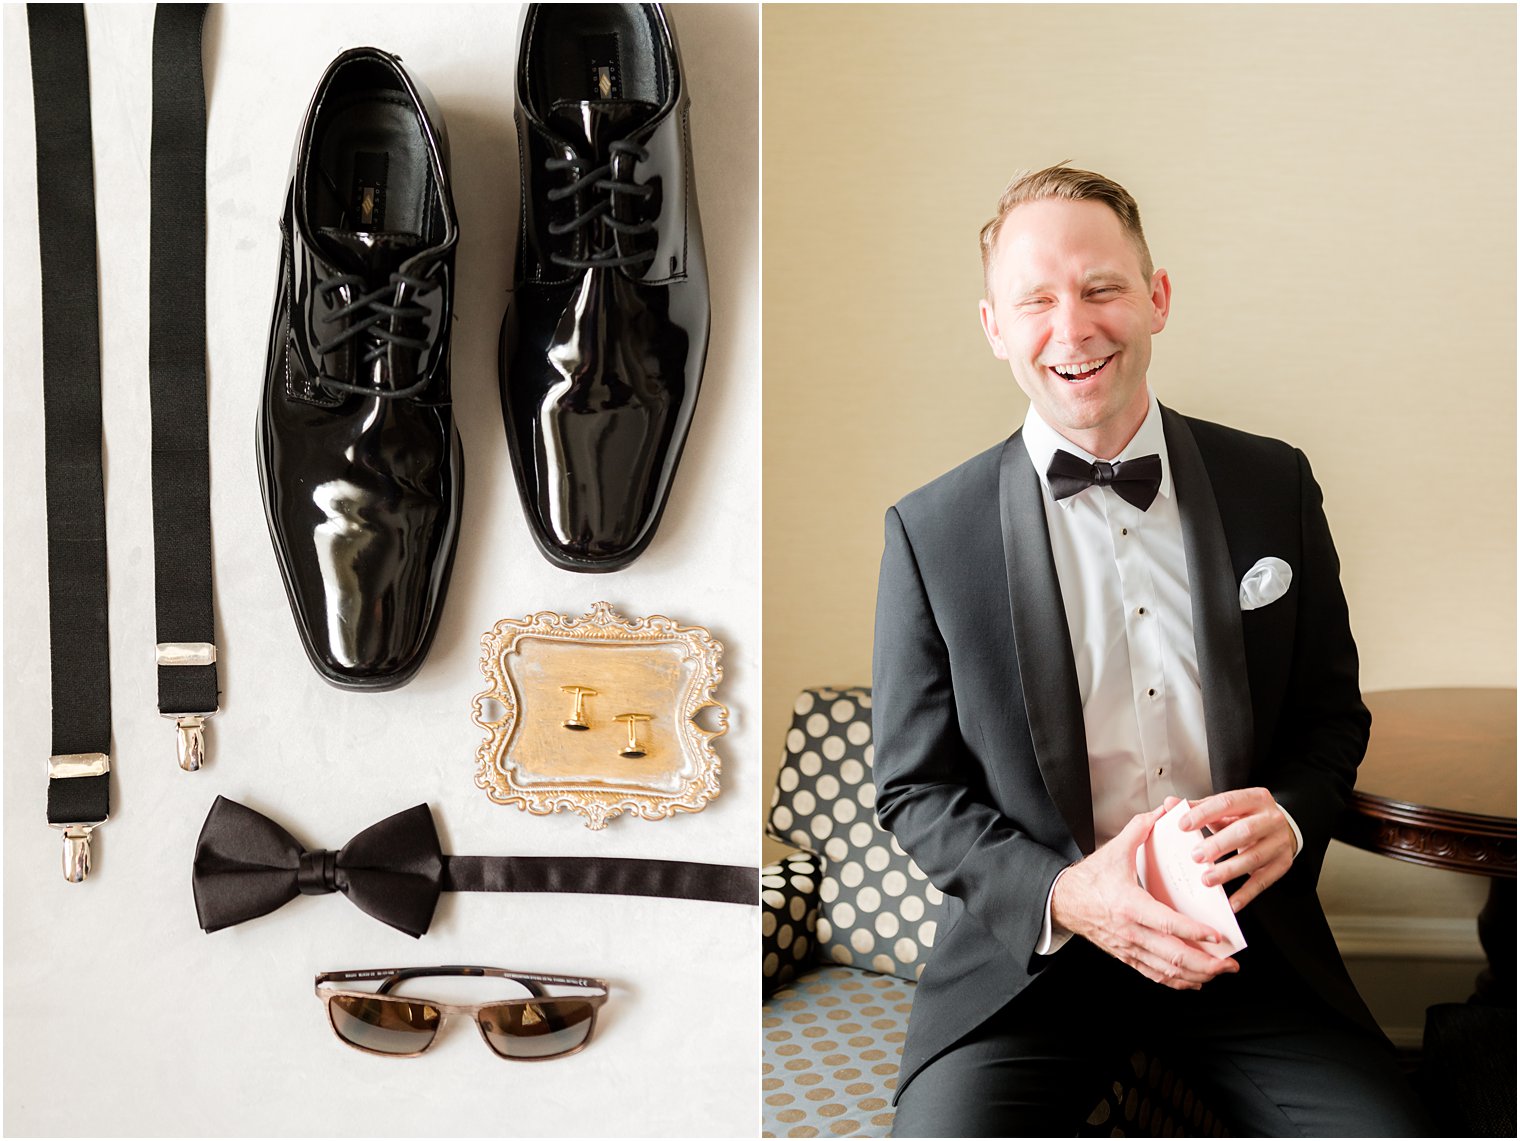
[766,687,949,983]
[761,964,910,1138]
[761,962,1224,1141]
[763,852,821,997]
[1078,1051,1231,1137]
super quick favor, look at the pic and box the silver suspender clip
[56,823,98,883]
[167,713,212,772]
[48,752,110,883]
[155,643,217,771]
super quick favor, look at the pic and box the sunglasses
[315,966,609,1060]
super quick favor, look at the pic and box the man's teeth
[1051,357,1109,379]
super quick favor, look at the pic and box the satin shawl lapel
[1160,406,1254,794]
[998,432,1095,854]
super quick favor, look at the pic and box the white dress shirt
[1022,390,1299,954]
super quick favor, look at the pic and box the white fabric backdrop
[3,4,760,1135]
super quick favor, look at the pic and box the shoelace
[312,271,436,399]
[545,139,657,270]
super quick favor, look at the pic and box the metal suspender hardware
[28,3,112,881]
[50,755,110,882]
[150,3,219,771]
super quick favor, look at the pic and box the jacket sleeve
[1266,449,1371,883]
[872,505,1071,970]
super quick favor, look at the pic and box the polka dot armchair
[762,687,1228,1139]
[766,687,947,986]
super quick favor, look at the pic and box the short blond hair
[979,164,1154,297]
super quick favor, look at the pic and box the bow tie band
[1046,449,1162,512]
[192,796,757,937]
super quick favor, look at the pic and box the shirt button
[1156,767,1164,777]
[1148,688,1156,697]
[1137,607,1146,616]
[1121,528,1129,536]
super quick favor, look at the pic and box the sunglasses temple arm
[371,966,555,998]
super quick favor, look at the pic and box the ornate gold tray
[472,602,728,829]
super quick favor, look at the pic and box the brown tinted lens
[478,998,596,1059]
[329,995,440,1056]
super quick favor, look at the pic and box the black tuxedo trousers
[872,408,1392,1119]
[889,934,1427,1137]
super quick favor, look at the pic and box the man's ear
[979,298,1009,360]
[1149,268,1172,335]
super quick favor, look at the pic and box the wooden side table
[1333,688,1516,1004]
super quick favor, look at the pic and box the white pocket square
[1239,557,1292,610]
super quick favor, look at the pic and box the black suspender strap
[29,3,112,882]
[150,3,218,771]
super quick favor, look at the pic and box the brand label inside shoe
[582,34,623,100]
[350,151,390,230]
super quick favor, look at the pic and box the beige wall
[760,0,1516,941]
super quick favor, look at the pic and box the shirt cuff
[1036,867,1074,955]
[1275,800,1303,858]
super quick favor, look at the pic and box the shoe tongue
[547,98,658,152]
[316,227,425,275]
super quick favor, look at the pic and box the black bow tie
[192,797,445,936]
[191,796,757,937]
[1046,449,1163,511]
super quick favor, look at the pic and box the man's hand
[1179,787,1296,913]
[1051,803,1239,990]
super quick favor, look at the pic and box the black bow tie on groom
[191,796,757,937]
[1046,449,1163,512]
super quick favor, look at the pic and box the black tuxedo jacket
[871,405,1379,1099]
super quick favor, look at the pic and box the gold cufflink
[614,713,652,758]
[561,686,597,731]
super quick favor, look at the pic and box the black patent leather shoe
[258,48,462,690]
[502,3,709,573]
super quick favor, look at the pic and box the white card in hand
[1135,801,1248,958]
